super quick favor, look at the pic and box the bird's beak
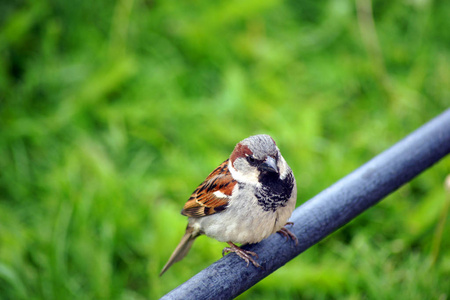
[259,156,279,174]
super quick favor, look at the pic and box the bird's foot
[222,242,261,268]
[277,223,299,245]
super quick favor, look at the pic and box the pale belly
[190,191,296,244]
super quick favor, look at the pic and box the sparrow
[160,134,297,276]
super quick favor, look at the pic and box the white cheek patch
[213,190,229,198]
[228,160,260,186]
[278,155,289,180]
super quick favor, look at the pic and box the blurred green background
[0,0,449,299]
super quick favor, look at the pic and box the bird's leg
[222,242,261,268]
[277,222,299,245]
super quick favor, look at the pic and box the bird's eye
[246,156,256,164]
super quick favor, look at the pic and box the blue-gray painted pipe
[161,109,450,300]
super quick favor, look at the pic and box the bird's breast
[191,182,296,244]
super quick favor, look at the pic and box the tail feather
[160,226,199,276]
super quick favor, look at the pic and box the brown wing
[181,159,237,218]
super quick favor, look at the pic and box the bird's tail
[159,225,199,276]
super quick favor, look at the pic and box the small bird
[160,134,297,276]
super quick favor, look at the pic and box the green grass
[0,0,449,299]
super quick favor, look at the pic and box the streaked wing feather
[181,159,236,217]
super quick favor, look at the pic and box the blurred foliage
[0,0,449,299]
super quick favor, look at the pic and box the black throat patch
[255,171,294,212]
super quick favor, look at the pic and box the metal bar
[161,109,450,300]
